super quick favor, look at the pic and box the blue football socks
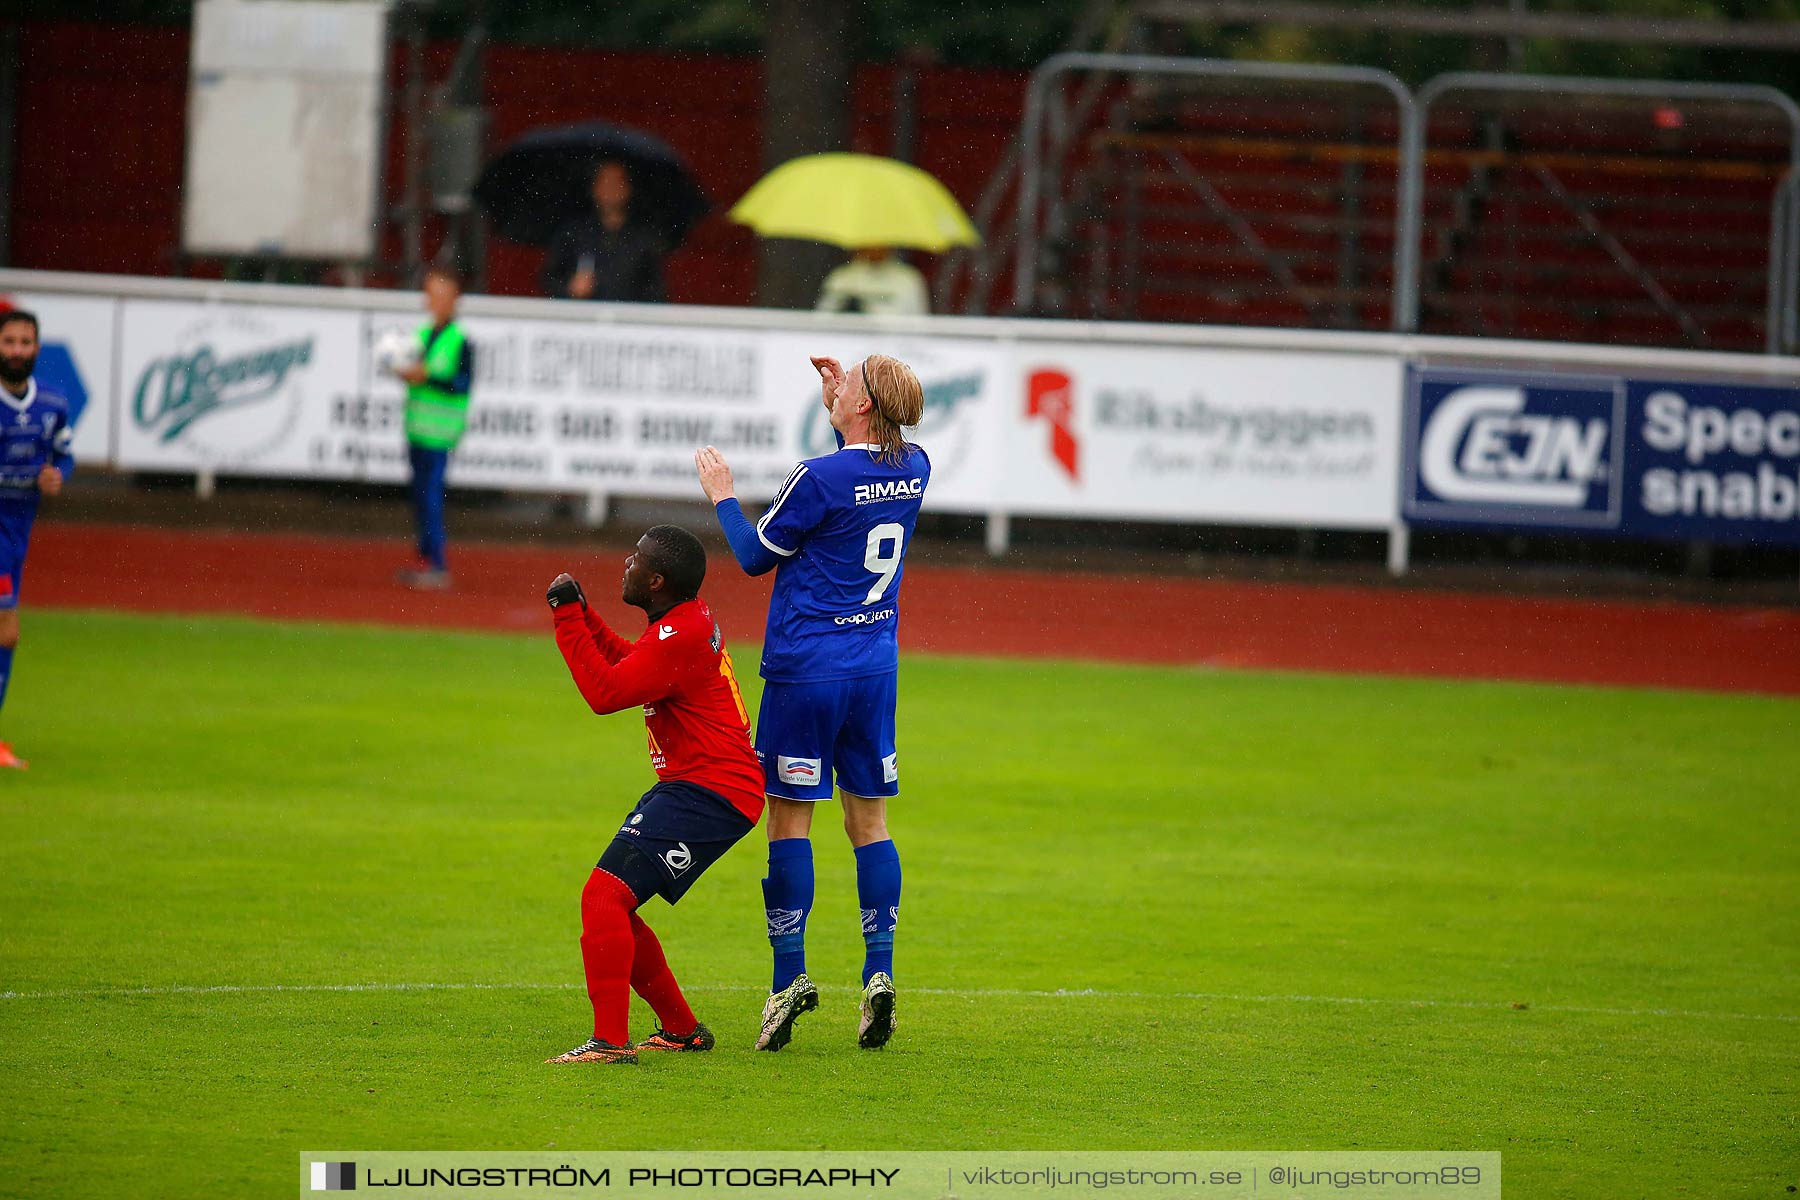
[854,839,901,985]
[763,838,814,993]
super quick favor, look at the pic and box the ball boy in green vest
[393,266,473,590]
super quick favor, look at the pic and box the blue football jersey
[754,441,931,682]
[0,379,74,503]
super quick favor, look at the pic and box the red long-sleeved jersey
[553,596,765,823]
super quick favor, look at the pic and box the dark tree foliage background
[36,0,1800,89]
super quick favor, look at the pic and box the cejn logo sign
[1404,368,1625,528]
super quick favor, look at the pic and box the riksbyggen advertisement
[1003,343,1403,527]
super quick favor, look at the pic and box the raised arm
[713,497,781,576]
[580,605,633,663]
[546,574,666,712]
[552,607,670,714]
[548,572,632,662]
[810,356,846,449]
[695,445,779,576]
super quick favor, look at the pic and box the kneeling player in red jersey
[543,524,764,1065]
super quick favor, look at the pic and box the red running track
[25,522,1800,696]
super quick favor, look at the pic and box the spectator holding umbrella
[816,246,929,316]
[729,153,978,314]
[473,124,710,306]
[541,160,667,304]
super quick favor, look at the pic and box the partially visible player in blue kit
[696,353,927,1052]
[0,310,74,771]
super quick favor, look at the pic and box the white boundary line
[0,980,1791,1024]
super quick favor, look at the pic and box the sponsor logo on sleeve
[777,755,822,785]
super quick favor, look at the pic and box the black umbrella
[473,121,711,248]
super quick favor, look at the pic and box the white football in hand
[373,328,422,375]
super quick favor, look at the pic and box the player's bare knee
[766,796,815,841]
[840,793,889,846]
[0,621,19,650]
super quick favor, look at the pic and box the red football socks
[629,912,697,1037]
[578,869,637,1045]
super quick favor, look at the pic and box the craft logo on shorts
[310,1161,356,1191]
[777,755,821,785]
[1405,368,1624,528]
[132,311,314,462]
[1025,367,1080,481]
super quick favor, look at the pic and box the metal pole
[1012,69,1048,313]
[1767,178,1787,354]
[1397,102,1425,331]
[986,511,1011,557]
[1387,521,1410,577]
[402,3,425,285]
[1778,173,1792,354]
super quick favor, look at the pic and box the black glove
[546,575,587,611]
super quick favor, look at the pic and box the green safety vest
[405,321,471,450]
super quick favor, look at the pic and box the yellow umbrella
[728,152,981,252]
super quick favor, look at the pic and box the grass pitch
[0,610,1795,1199]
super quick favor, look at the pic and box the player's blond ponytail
[863,354,924,467]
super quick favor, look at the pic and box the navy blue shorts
[0,504,36,611]
[755,671,899,801]
[606,780,756,904]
